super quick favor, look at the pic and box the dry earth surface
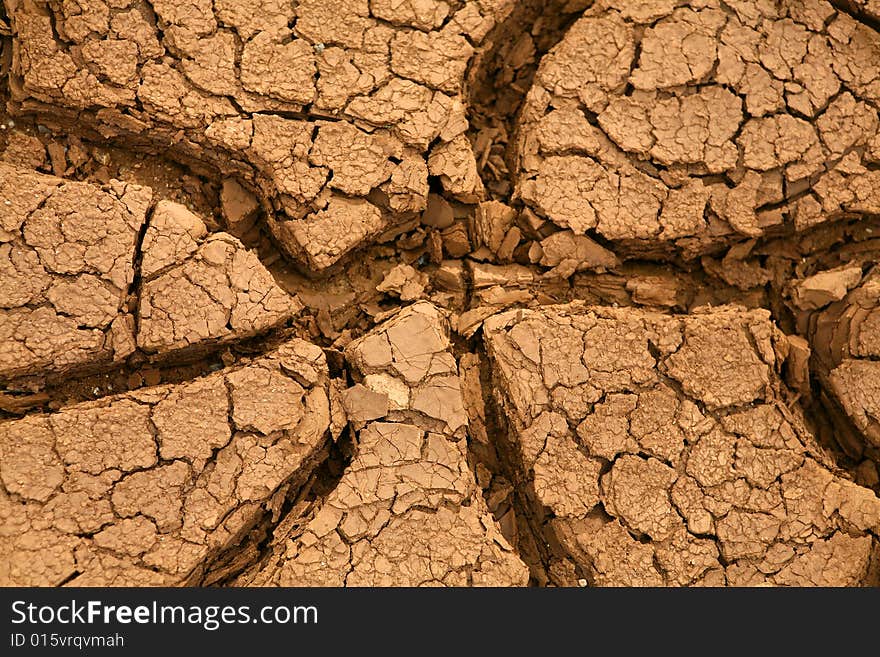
[1,0,879,587]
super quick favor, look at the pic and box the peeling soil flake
[794,265,880,463]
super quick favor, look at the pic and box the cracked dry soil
[1,0,880,588]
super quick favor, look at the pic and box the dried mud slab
[5,0,519,273]
[0,162,148,381]
[792,265,880,465]
[137,199,302,356]
[514,0,880,263]
[483,303,880,586]
[0,338,333,586]
[0,164,301,383]
[239,302,528,586]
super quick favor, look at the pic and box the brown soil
[1,0,880,587]
[483,303,879,585]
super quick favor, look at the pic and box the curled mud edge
[2,0,880,587]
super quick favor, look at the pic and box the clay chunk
[803,266,880,456]
[0,339,332,586]
[239,302,528,586]
[6,0,516,273]
[483,303,880,586]
[514,0,880,259]
[0,163,148,381]
[0,167,301,382]
[138,200,302,355]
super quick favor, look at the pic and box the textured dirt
[5,0,517,273]
[0,164,300,384]
[1,338,332,585]
[514,0,880,260]
[789,265,880,470]
[2,0,880,588]
[238,303,528,586]
[483,303,880,586]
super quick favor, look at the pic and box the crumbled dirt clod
[421,193,455,229]
[1,131,45,169]
[6,0,517,273]
[797,266,880,459]
[792,267,864,311]
[340,383,389,429]
[220,178,260,237]
[239,303,528,586]
[483,303,880,586]
[376,263,429,301]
